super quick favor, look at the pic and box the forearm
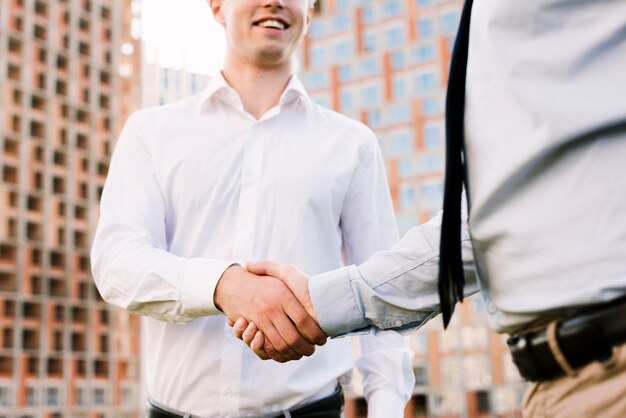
[91,223,233,323]
[310,212,477,336]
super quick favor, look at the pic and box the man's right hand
[214,265,327,362]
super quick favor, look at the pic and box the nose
[262,0,285,8]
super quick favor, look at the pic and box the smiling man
[90,0,414,417]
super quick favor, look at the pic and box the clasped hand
[215,262,326,362]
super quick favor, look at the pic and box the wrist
[214,264,243,312]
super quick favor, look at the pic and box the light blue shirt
[310,0,626,336]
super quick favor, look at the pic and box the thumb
[246,261,285,279]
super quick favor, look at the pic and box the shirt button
[394,320,403,327]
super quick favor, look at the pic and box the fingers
[232,317,248,339]
[258,318,304,361]
[246,261,286,279]
[270,311,316,357]
[283,296,327,346]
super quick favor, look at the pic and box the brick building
[0,0,141,415]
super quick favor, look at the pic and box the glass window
[93,388,106,406]
[360,85,381,107]
[412,44,435,63]
[359,57,380,77]
[338,64,352,82]
[310,46,326,68]
[309,20,325,39]
[363,32,377,52]
[334,40,353,60]
[415,0,432,7]
[392,77,408,100]
[424,124,442,149]
[367,110,382,128]
[391,50,406,70]
[340,90,354,112]
[422,97,441,116]
[304,71,328,90]
[399,184,416,210]
[414,71,438,95]
[384,26,405,48]
[332,14,350,32]
[413,363,429,386]
[26,386,38,406]
[387,130,413,157]
[417,17,434,39]
[440,10,460,35]
[387,104,411,124]
[0,386,11,407]
[396,214,417,235]
[440,358,463,387]
[362,6,375,24]
[397,158,416,179]
[421,181,444,207]
[383,0,402,18]
[433,390,463,415]
[420,154,443,173]
[45,387,60,406]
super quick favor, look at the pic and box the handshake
[214,261,328,363]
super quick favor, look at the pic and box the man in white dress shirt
[91,0,414,417]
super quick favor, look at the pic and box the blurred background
[0,0,526,416]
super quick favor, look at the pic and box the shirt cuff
[180,258,235,317]
[366,389,407,418]
[309,265,369,337]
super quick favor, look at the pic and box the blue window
[387,104,411,124]
[421,182,444,206]
[309,21,325,39]
[362,7,375,24]
[399,184,416,211]
[361,85,381,107]
[336,0,350,10]
[312,95,331,108]
[387,130,414,157]
[392,77,408,100]
[420,154,443,173]
[424,124,442,149]
[340,90,354,111]
[334,41,352,60]
[412,44,435,63]
[383,0,402,18]
[363,32,377,52]
[304,71,329,90]
[397,158,416,179]
[417,18,434,39]
[440,11,460,35]
[422,97,441,116]
[391,50,406,69]
[414,71,438,95]
[414,0,432,7]
[338,64,352,82]
[332,14,350,32]
[310,47,326,68]
[360,57,380,77]
[384,26,405,48]
[368,110,382,128]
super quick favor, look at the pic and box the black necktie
[438,0,474,329]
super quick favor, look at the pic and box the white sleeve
[90,113,233,323]
[338,131,414,417]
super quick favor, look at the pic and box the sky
[141,0,226,74]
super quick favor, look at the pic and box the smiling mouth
[254,19,290,30]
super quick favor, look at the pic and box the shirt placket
[218,122,264,416]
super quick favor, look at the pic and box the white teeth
[258,20,286,30]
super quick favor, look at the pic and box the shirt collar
[196,70,312,114]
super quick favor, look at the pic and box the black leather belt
[507,297,626,381]
[147,386,344,418]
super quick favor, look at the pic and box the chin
[255,49,289,69]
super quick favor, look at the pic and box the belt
[507,297,626,381]
[147,386,344,418]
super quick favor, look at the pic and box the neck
[222,53,293,120]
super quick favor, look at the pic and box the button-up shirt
[91,72,414,417]
[309,0,626,336]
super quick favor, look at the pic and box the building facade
[299,1,526,417]
[0,0,141,416]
